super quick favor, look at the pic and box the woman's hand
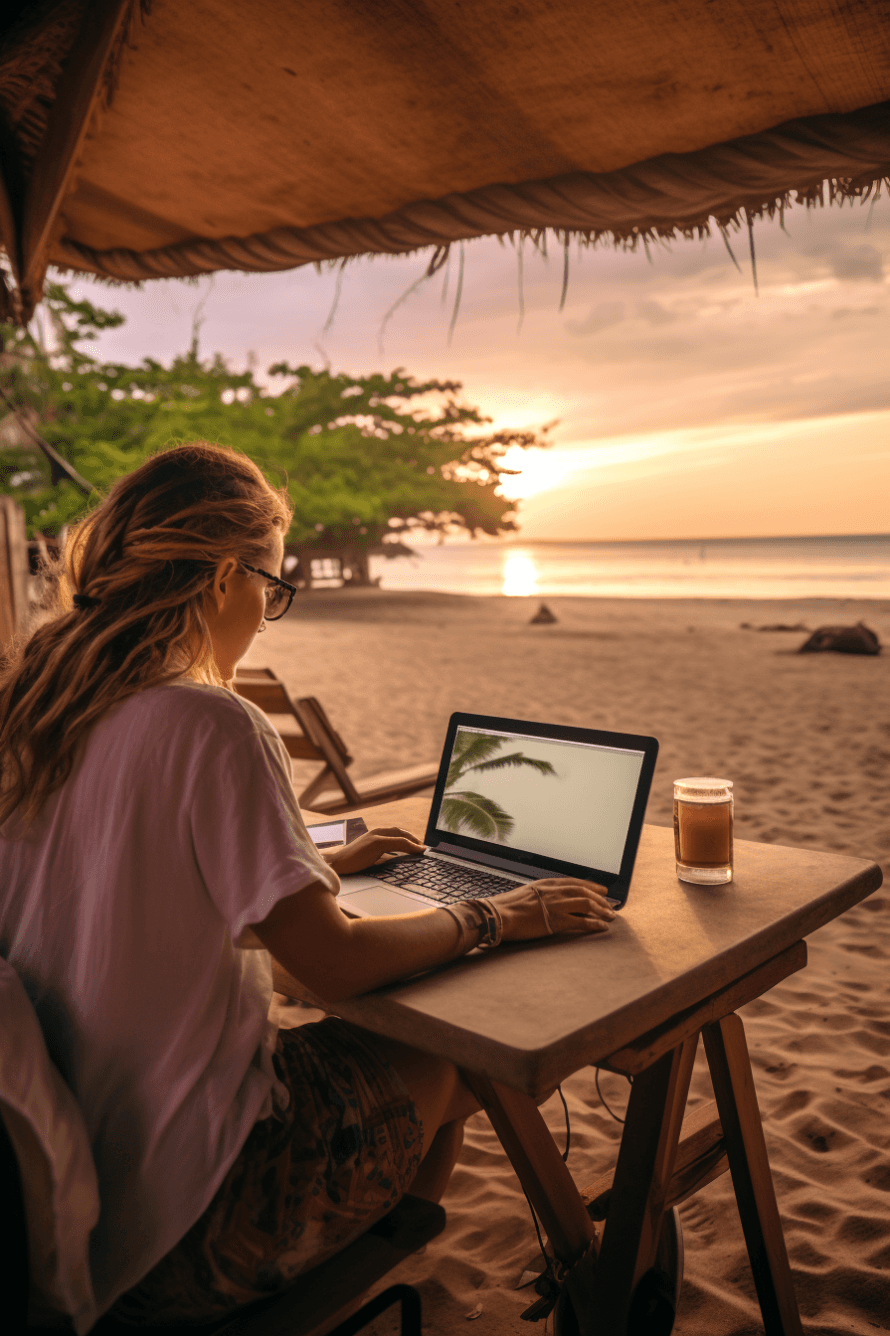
[490,878,616,941]
[322,826,426,876]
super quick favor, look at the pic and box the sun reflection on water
[501,552,539,597]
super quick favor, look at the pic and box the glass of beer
[673,778,733,884]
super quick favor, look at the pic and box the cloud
[63,190,890,539]
[828,243,884,283]
[830,305,881,319]
[515,411,890,540]
[564,301,625,337]
[638,299,678,325]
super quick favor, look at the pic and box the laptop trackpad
[338,885,423,917]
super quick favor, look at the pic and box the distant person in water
[0,441,614,1324]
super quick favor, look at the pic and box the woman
[0,442,615,1325]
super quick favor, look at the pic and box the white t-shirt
[0,683,339,1314]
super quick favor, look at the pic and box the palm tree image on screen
[440,732,558,840]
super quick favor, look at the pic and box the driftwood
[798,622,881,655]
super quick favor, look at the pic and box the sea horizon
[369,533,890,601]
[497,531,888,546]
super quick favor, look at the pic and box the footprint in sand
[678,1196,721,1247]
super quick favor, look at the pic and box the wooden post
[19,0,132,312]
[0,497,29,652]
[703,1014,803,1335]
[0,168,20,297]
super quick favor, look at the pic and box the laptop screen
[433,725,646,875]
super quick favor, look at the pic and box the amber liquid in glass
[673,799,733,867]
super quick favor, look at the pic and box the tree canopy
[0,282,550,573]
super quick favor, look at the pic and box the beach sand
[255,591,889,1335]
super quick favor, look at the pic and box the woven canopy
[1,0,889,321]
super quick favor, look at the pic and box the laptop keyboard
[373,855,521,904]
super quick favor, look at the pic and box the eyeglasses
[240,562,298,620]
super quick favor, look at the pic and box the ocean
[368,534,889,601]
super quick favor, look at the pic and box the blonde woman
[0,442,614,1325]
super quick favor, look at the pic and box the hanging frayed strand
[425,244,450,279]
[559,236,570,312]
[719,225,742,274]
[448,242,465,345]
[378,270,427,355]
[516,238,525,335]
[322,257,348,336]
[377,246,450,354]
[865,181,881,232]
[189,273,214,358]
[746,213,759,295]
[440,250,451,306]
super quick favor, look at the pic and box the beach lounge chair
[0,955,445,1336]
[233,667,438,814]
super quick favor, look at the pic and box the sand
[254,590,889,1335]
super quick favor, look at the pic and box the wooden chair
[234,668,438,815]
[1,1096,445,1336]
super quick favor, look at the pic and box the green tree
[0,282,551,579]
[440,730,558,840]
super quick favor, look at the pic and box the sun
[497,445,574,501]
[501,552,539,597]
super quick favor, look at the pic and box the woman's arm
[251,874,616,1003]
[251,881,469,1002]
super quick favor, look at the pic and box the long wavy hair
[0,442,292,830]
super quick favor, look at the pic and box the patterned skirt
[111,1016,424,1325]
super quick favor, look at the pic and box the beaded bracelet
[441,897,504,953]
[441,902,483,954]
[473,897,503,950]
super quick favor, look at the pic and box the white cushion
[0,958,100,1333]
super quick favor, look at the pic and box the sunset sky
[68,192,890,542]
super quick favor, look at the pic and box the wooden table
[286,795,882,1336]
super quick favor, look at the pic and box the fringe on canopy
[46,102,890,294]
[0,0,150,178]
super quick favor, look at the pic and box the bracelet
[534,886,554,935]
[441,898,504,954]
[473,897,503,950]
[441,903,484,954]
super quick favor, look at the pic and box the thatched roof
[1,0,888,321]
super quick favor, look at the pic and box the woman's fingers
[370,826,425,843]
[492,877,618,940]
[533,877,610,899]
[323,829,426,875]
[559,897,614,922]
[373,835,426,856]
[532,881,613,905]
[548,912,611,936]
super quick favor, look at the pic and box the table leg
[462,1071,597,1265]
[466,1009,800,1336]
[586,1033,698,1332]
[703,1014,803,1336]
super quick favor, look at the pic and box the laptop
[338,712,658,918]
